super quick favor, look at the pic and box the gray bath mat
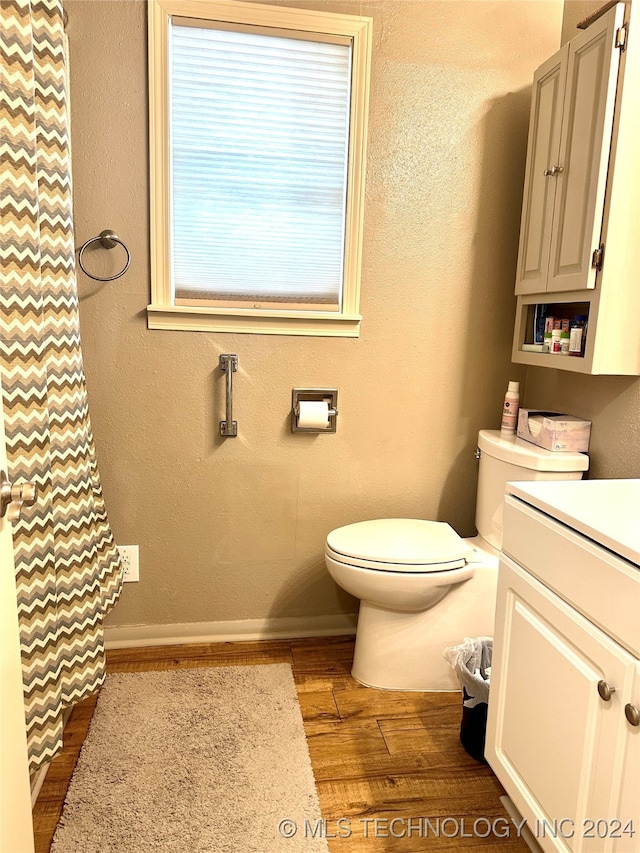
[51,664,329,852]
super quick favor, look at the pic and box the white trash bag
[443,636,493,762]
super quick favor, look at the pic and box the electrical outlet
[117,545,139,582]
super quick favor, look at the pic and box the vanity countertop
[505,478,640,567]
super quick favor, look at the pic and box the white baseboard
[500,797,544,853]
[104,613,357,650]
[30,705,74,806]
[30,762,49,807]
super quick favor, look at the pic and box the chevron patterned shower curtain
[0,0,123,771]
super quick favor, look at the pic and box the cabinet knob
[597,680,616,701]
[625,704,640,727]
[543,165,564,177]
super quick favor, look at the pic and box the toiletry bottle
[543,316,555,352]
[534,304,549,345]
[569,315,588,357]
[501,381,520,435]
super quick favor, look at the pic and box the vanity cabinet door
[486,556,638,853]
[614,660,640,853]
[514,47,567,296]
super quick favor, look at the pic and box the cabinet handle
[543,165,564,177]
[597,680,616,701]
[625,704,640,726]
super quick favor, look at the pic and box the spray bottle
[500,381,520,435]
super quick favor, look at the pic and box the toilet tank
[475,429,589,550]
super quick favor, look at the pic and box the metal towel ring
[78,229,130,281]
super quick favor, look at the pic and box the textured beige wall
[560,0,603,42]
[67,0,563,630]
[522,0,640,481]
[523,373,640,479]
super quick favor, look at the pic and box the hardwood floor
[32,636,528,852]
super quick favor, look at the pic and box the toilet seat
[325,545,466,573]
[325,518,472,574]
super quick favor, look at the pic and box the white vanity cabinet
[486,479,640,853]
[511,2,640,375]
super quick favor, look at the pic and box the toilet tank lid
[326,519,472,565]
[478,430,589,472]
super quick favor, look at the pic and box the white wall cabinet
[511,2,640,374]
[486,485,640,853]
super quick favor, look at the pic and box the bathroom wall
[66,0,563,635]
[561,0,607,43]
[521,0,640,481]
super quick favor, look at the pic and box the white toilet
[325,429,589,691]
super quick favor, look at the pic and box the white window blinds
[170,21,352,309]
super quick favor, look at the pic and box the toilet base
[351,562,498,691]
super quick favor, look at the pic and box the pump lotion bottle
[500,381,520,435]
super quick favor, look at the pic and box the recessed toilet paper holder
[291,388,338,433]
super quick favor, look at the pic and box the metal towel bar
[220,354,238,437]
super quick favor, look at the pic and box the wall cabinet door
[514,3,624,296]
[515,47,567,295]
[486,556,639,853]
[547,6,624,293]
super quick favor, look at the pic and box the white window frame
[147,0,372,337]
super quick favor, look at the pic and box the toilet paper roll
[297,400,330,429]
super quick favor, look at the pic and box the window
[148,0,372,336]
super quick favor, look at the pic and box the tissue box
[517,410,591,452]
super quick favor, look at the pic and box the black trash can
[443,637,492,763]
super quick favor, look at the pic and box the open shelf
[512,298,592,372]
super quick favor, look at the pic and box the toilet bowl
[325,430,590,691]
[326,520,499,690]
